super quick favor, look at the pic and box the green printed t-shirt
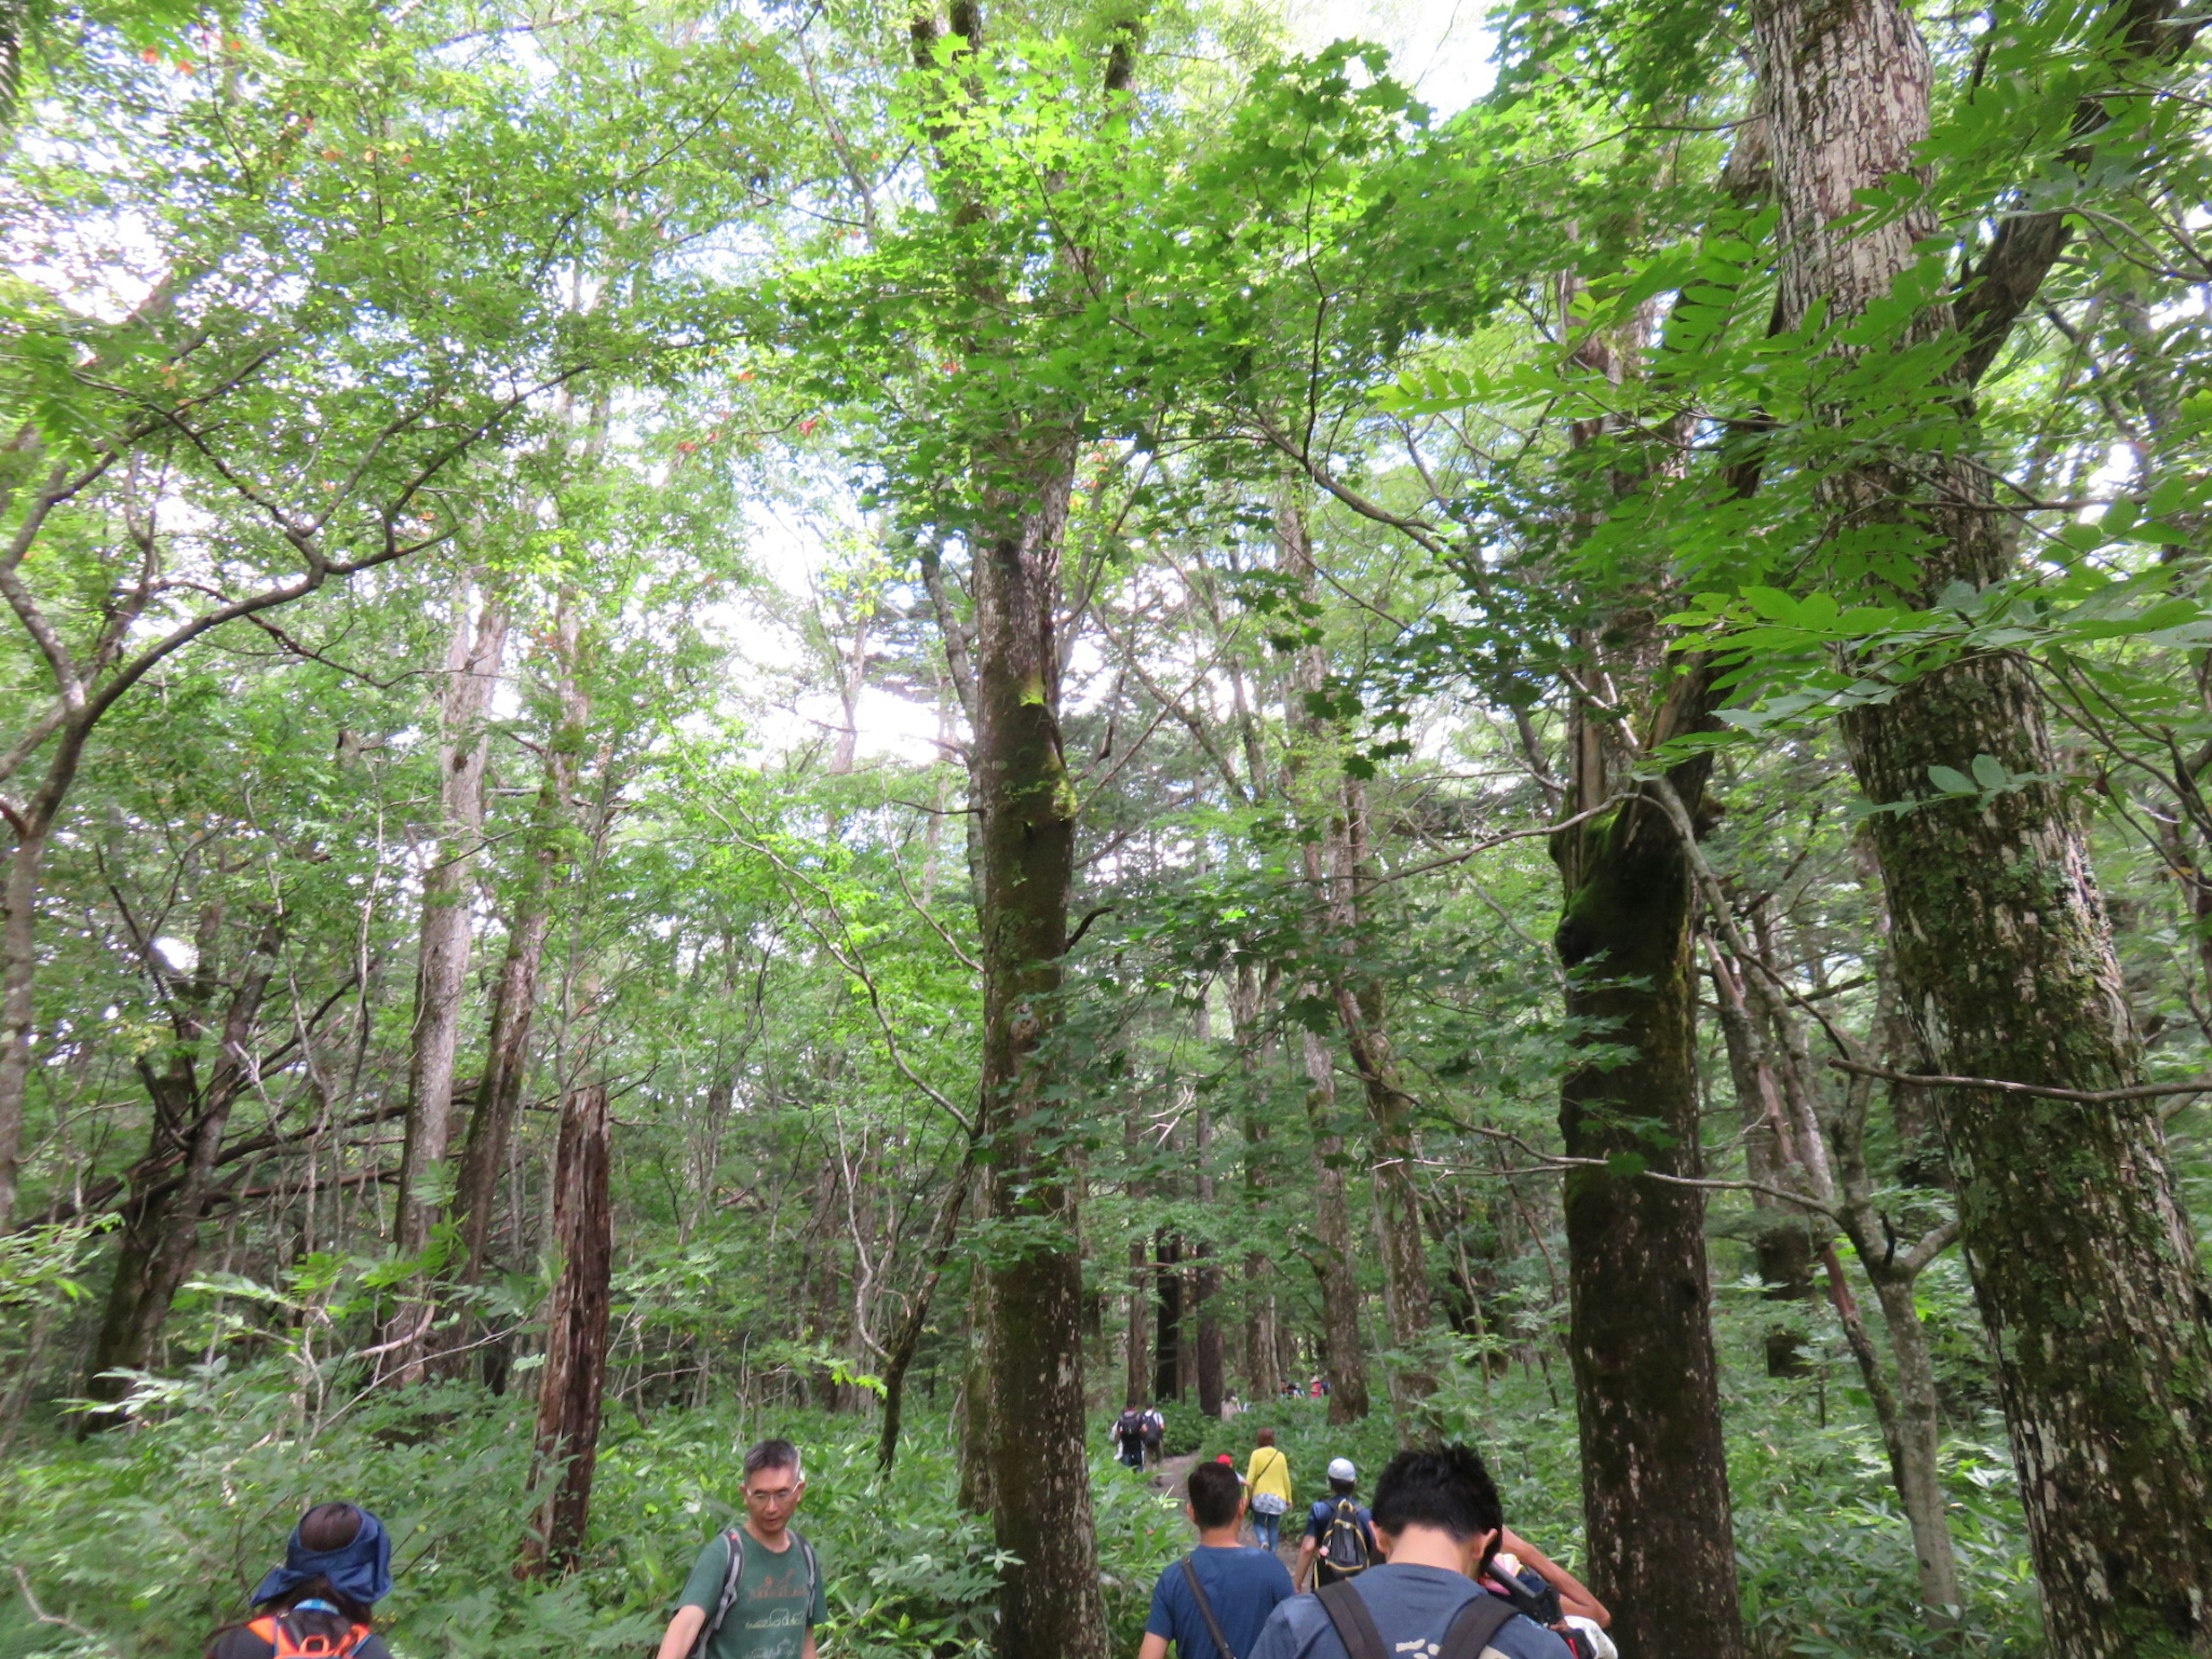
[678,1529,827,1659]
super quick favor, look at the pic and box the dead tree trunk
[518,1080,611,1577]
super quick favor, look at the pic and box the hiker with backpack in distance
[1249,1445,1576,1659]
[1293,1458,1374,1593]
[656,1439,825,1659]
[1138,1460,1294,1659]
[1112,1402,1149,1469]
[1243,1427,1293,1554]
[207,1502,394,1659]
[1142,1402,1167,1470]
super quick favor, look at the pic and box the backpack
[1116,1408,1143,1445]
[1142,1410,1164,1450]
[1320,1498,1372,1577]
[688,1527,821,1659]
[245,1614,373,1659]
[1315,1582,1511,1659]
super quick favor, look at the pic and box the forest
[0,0,2209,1655]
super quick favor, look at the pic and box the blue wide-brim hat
[251,1506,393,1607]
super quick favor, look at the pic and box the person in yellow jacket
[1243,1427,1293,1553]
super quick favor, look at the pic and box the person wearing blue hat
[206,1503,394,1659]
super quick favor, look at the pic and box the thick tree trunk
[968,454,1105,1659]
[1552,696,1743,1659]
[389,584,508,1379]
[518,1080,612,1577]
[1751,3,2212,1650]
[1298,1023,1369,1422]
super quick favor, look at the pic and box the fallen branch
[1827,1056,2212,1105]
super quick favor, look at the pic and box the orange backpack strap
[247,1617,280,1649]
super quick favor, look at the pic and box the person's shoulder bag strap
[1180,1555,1241,1659]
[794,1531,820,1609]
[1437,1590,1518,1659]
[1315,1581,1389,1659]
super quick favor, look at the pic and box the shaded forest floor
[0,1343,2047,1659]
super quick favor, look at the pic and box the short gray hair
[741,1437,802,1483]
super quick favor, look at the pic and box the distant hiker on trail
[1249,1444,1578,1659]
[206,1502,393,1659]
[1113,1403,1149,1469]
[1243,1427,1293,1553]
[1139,1460,1294,1659]
[1293,1458,1374,1593]
[656,1439,825,1659]
[1142,1403,1166,1469]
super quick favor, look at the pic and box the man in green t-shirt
[654,1440,827,1659]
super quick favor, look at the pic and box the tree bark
[877,1147,971,1471]
[1551,668,1743,1659]
[1298,1022,1369,1422]
[79,913,282,1426]
[967,446,1105,1657]
[1749,2,2212,1649]
[388,582,509,1380]
[1232,963,1284,1404]
[518,1080,612,1577]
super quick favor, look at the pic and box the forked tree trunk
[1551,672,1743,1659]
[1298,1023,1369,1423]
[518,1080,612,1577]
[1748,2,2212,1650]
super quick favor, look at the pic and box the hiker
[1249,1444,1577,1659]
[1138,1460,1294,1659]
[1482,1535,1614,1658]
[1243,1427,1292,1553]
[1142,1402,1167,1469]
[656,1438,825,1659]
[1112,1403,1149,1469]
[1292,1458,1374,1593]
[206,1502,393,1659]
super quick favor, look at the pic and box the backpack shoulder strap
[1315,1581,1389,1659]
[1179,1555,1241,1659]
[1437,1592,1517,1659]
[691,1529,746,1659]
[794,1532,820,1606]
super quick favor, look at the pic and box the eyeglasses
[743,1484,800,1508]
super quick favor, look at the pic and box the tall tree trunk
[1551,667,1743,1659]
[1232,963,1283,1404]
[518,1079,612,1577]
[389,582,509,1380]
[1277,494,1435,1418]
[877,1147,971,1470]
[966,444,1104,1657]
[1750,3,2212,1650]
[1153,1231,1183,1403]
[1298,1022,1369,1422]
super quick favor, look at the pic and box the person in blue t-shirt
[1248,1444,1577,1659]
[1139,1460,1294,1659]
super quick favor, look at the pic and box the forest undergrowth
[0,1287,2039,1659]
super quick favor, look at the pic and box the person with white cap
[1293,1457,1375,1593]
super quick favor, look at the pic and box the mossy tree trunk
[1551,666,1744,1659]
[1749,1,2212,1649]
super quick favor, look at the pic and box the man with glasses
[655,1439,827,1659]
